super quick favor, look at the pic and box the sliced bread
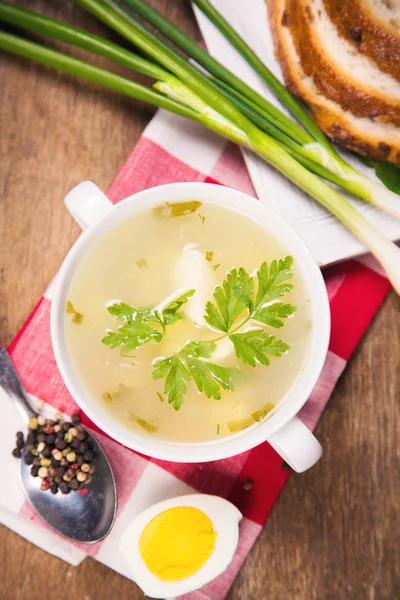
[323,0,400,82]
[268,0,400,166]
[285,0,400,127]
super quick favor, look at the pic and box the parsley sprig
[102,257,296,409]
[101,290,195,356]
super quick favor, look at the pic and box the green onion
[1,5,400,293]
[189,0,400,218]
[120,0,313,146]
[118,0,400,218]
[4,2,400,219]
[191,0,332,150]
[73,0,254,132]
[0,30,199,121]
[0,1,166,79]
[0,2,352,188]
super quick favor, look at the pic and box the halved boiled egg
[119,494,242,599]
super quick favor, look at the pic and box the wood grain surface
[0,2,399,599]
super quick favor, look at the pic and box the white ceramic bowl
[51,182,330,472]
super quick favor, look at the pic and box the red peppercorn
[40,479,50,491]
[43,426,55,435]
[71,463,79,471]
[79,488,88,497]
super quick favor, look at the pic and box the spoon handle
[0,347,37,424]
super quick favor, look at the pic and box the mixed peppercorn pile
[12,412,96,495]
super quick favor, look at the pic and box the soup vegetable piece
[65,201,311,442]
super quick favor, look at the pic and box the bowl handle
[64,181,113,230]
[268,416,322,473]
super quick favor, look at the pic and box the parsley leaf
[162,289,195,326]
[181,341,217,358]
[102,320,163,355]
[66,301,83,324]
[102,256,296,410]
[252,302,296,328]
[103,291,194,355]
[204,268,250,332]
[255,257,294,308]
[186,358,234,400]
[106,302,156,323]
[229,330,289,367]
[152,356,191,410]
[237,268,254,311]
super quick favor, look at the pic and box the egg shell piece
[119,493,242,599]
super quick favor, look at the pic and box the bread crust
[267,0,400,166]
[323,0,400,82]
[286,0,400,127]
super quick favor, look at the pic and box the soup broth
[65,201,311,443]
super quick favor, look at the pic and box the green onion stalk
[3,0,400,216]
[0,1,345,190]
[0,2,400,293]
[121,0,400,219]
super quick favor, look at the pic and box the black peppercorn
[14,413,96,495]
[42,446,52,458]
[50,482,59,494]
[59,481,70,494]
[26,432,35,444]
[24,452,34,465]
[55,439,67,450]
[77,442,88,455]
[243,478,253,491]
[71,414,81,425]
[55,466,66,478]
[69,478,79,490]
[31,465,39,477]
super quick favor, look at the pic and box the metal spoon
[0,347,117,543]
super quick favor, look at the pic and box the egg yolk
[139,506,217,581]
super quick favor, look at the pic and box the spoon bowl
[0,347,117,543]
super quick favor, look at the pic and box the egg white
[119,493,242,599]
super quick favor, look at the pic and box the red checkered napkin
[1,108,391,599]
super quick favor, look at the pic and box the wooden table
[1,2,399,598]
